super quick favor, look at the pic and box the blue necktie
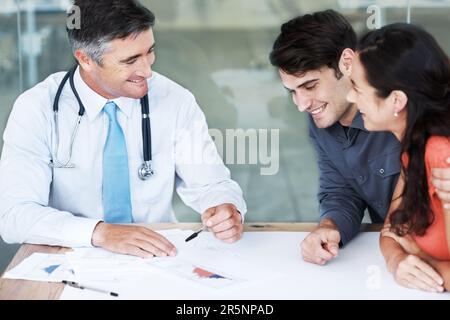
[102,102,133,223]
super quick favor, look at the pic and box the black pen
[185,226,205,242]
[62,280,119,297]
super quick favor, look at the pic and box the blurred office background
[0,0,449,272]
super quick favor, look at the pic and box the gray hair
[68,36,112,66]
[67,0,155,66]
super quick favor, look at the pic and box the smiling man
[0,0,246,257]
[269,10,450,266]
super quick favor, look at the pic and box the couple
[270,10,450,292]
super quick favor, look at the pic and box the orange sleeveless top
[408,136,450,260]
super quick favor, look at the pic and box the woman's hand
[381,225,422,256]
[392,253,444,293]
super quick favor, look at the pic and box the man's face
[279,67,354,128]
[84,28,155,99]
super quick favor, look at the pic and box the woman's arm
[380,173,406,272]
[380,173,445,292]
[380,234,408,273]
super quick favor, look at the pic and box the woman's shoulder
[425,136,450,167]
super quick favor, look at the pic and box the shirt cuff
[62,217,102,248]
[200,196,247,220]
[320,213,354,246]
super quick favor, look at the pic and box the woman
[347,23,450,293]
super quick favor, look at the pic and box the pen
[185,226,205,242]
[62,280,119,297]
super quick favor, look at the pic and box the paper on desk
[65,247,150,282]
[148,230,251,289]
[66,229,280,289]
[2,253,75,282]
[61,232,450,300]
[156,229,276,287]
[63,229,190,281]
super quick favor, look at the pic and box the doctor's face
[84,28,155,100]
[279,67,355,128]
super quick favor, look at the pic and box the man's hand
[300,219,340,265]
[91,222,177,258]
[202,203,243,243]
[432,159,450,210]
[392,253,444,293]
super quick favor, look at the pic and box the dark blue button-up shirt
[309,112,401,245]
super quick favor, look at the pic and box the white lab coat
[0,68,246,248]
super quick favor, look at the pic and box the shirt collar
[350,111,368,132]
[325,110,368,144]
[73,66,135,121]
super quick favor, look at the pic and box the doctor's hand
[202,203,243,244]
[432,160,450,210]
[300,219,340,265]
[91,222,177,258]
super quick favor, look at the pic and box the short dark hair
[269,9,356,78]
[67,0,155,65]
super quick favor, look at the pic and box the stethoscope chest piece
[138,161,154,180]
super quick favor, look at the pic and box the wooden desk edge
[0,222,382,300]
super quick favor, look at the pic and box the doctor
[0,0,246,258]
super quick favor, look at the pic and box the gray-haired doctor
[0,0,246,258]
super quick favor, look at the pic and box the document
[65,229,278,290]
[3,253,75,282]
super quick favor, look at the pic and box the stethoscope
[49,65,154,180]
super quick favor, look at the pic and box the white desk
[60,231,448,300]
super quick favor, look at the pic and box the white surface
[3,253,74,282]
[60,232,450,300]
